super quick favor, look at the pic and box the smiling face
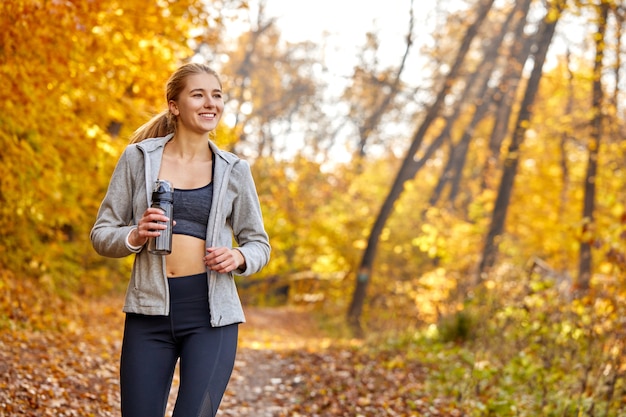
[168,73,224,136]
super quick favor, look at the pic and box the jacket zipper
[208,160,237,326]
[137,142,170,315]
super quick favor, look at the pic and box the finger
[209,258,230,272]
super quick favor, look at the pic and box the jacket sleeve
[90,147,142,258]
[230,160,270,275]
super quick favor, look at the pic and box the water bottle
[148,179,174,255]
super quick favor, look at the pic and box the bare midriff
[165,234,207,277]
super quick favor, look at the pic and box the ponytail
[129,110,175,144]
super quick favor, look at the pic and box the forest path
[0,296,327,417]
[171,305,328,416]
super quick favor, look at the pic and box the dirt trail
[231,306,329,414]
[171,305,326,417]
[1,299,457,416]
[0,298,324,417]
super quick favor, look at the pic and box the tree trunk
[477,0,567,280]
[347,0,496,335]
[558,50,574,224]
[577,0,609,293]
[428,0,532,209]
[480,24,536,193]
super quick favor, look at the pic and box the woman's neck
[165,135,212,162]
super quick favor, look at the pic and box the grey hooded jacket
[90,134,270,326]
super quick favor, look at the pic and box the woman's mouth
[199,112,216,120]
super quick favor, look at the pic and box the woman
[90,63,270,417]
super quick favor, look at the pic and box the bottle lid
[152,179,174,202]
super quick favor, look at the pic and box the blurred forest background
[2,0,626,415]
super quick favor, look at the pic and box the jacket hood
[136,134,239,165]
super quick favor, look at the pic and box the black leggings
[120,273,238,417]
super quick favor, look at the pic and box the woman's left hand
[204,247,245,273]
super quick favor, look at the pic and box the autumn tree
[343,2,415,162]
[347,0,497,334]
[478,0,568,278]
[577,0,610,292]
[206,1,328,161]
[428,0,533,210]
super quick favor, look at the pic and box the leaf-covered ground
[0,296,463,416]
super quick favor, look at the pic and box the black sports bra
[172,183,213,240]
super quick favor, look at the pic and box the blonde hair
[129,63,222,143]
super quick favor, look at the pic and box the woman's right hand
[129,208,170,247]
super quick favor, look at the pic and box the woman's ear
[168,100,179,116]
